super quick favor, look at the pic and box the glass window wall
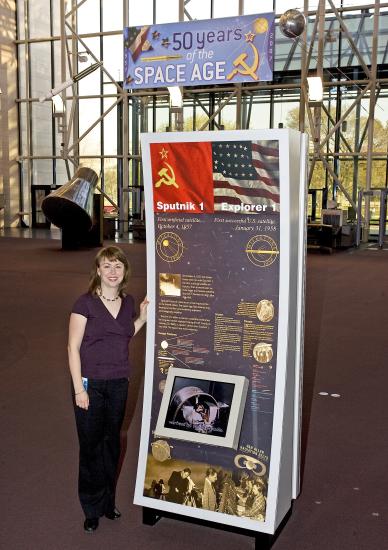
[213,0,239,18]
[31,103,52,158]
[184,0,211,21]
[244,0,273,15]
[15,0,388,227]
[78,0,100,35]
[28,0,51,39]
[128,0,154,25]
[156,0,179,23]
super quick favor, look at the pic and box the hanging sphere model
[279,9,306,38]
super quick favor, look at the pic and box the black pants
[73,378,129,519]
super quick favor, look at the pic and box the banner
[124,14,275,89]
[135,129,307,534]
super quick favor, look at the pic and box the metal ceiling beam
[319,83,372,149]
[198,91,237,131]
[327,0,371,77]
[321,103,353,153]
[363,0,381,241]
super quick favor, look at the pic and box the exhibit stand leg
[142,506,293,549]
[253,533,273,549]
[142,506,162,526]
[255,507,292,549]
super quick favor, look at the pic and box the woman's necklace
[99,290,120,302]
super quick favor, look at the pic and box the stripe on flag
[212,140,280,212]
[128,26,150,62]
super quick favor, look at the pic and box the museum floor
[0,235,387,550]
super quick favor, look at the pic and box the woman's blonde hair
[88,246,130,297]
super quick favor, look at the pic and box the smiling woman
[67,245,149,533]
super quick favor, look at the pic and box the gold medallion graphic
[253,342,273,364]
[246,235,279,267]
[256,300,274,323]
[151,440,172,462]
[254,18,269,34]
[156,232,184,262]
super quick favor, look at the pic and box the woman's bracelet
[75,389,86,396]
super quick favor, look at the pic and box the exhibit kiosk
[134,128,308,539]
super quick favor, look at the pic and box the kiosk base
[142,506,162,526]
[142,505,292,549]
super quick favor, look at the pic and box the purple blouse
[71,292,136,379]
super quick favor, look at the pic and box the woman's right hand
[75,390,89,410]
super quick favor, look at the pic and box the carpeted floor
[0,237,387,550]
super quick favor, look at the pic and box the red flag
[150,142,214,214]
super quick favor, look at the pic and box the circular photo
[256,300,274,323]
[151,440,171,462]
[253,342,273,364]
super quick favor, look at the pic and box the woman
[68,245,148,533]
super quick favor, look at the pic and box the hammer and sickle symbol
[227,43,260,81]
[155,162,179,189]
[234,454,267,476]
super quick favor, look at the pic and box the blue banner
[124,14,275,89]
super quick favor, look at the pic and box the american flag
[212,140,280,210]
[125,26,150,62]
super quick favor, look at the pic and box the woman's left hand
[139,296,149,322]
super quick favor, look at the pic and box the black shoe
[84,518,99,532]
[104,507,121,520]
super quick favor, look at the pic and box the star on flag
[245,31,256,42]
